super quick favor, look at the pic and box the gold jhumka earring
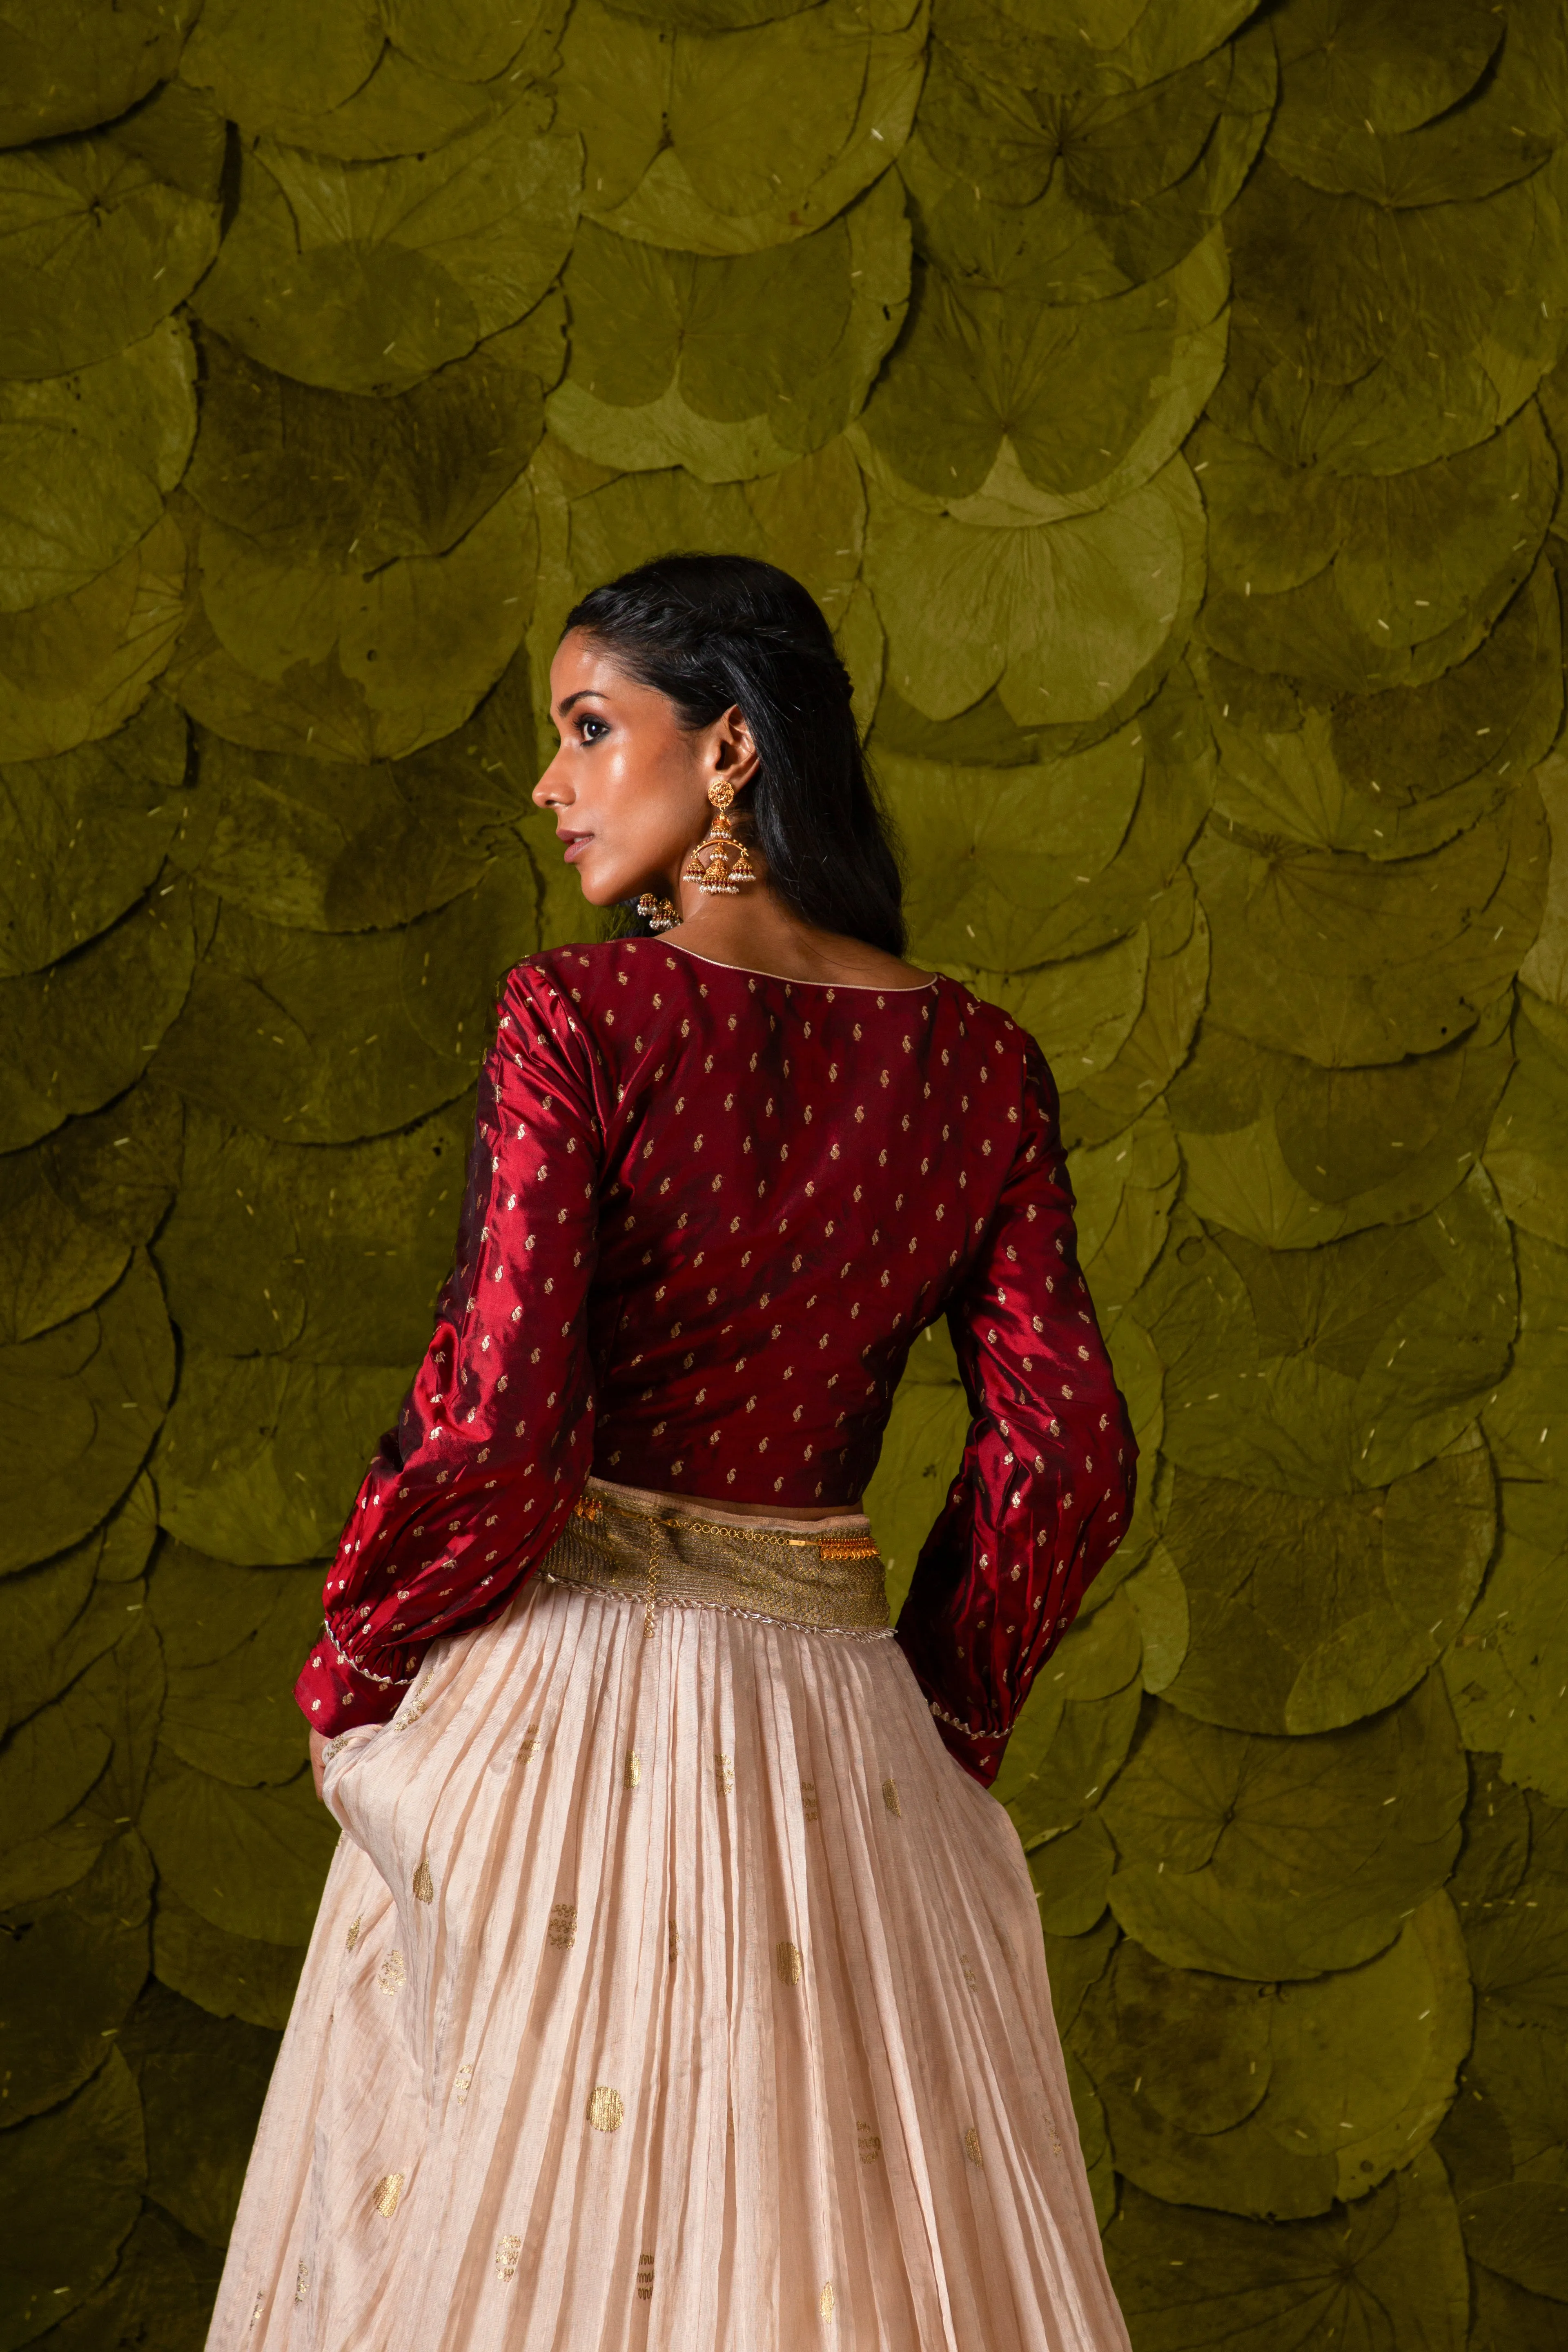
[636,892,679,931]
[682,778,757,895]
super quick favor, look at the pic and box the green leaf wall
[2,0,1566,2343]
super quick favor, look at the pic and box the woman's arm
[895,1040,1137,1786]
[294,960,606,1738]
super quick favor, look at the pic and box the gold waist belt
[540,1477,892,1639]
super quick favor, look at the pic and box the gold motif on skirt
[378,1949,406,1995]
[882,1777,902,1817]
[624,1748,642,1789]
[455,2063,474,2104]
[548,1902,578,1949]
[715,1751,734,1794]
[247,2292,264,2330]
[372,2172,405,2217]
[495,2234,521,2283]
[857,2119,882,2164]
[637,2252,655,2302]
[588,2085,624,2132]
[777,1939,804,1986]
[413,1859,434,1904]
[801,1779,820,1821]
[820,2281,837,2321]
[345,1915,363,1951]
[668,1917,680,1964]
[1048,2114,1063,2157]
[964,2125,983,2167]
[294,2260,310,2304]
[519,1723,541,1765]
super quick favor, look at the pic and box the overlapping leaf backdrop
[2,0,1567,2341]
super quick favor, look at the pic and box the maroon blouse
[295,940,1137,1782]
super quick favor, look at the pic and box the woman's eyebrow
[557,688,608,715]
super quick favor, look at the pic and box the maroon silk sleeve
[894,1042,1138,1787]
[294,965,604,1737]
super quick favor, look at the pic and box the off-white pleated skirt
[206,1483,1129,2352]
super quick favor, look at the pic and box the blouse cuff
[294,1624,410,1739]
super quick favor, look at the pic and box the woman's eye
[579,717,608,743]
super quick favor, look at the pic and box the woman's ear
[709,702,760,789]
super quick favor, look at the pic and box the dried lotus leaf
[1027,1813,1115,1936]
[866,454,1203,727]
[165,481,538,766]
[1269,0,1560,209]
[153,1890,306,2032]
[151,1347,408,1565]
[1485,1001,1568,1249]
[0,0,200,149]
[860,230,1226,517]
[153,1100,470,1363]
[140,1753,342,1944]
[549,176,909,480]
[1102,1676,1467,1980]
[592,4,927,254]
[1481,1228,1568,1488]
[1193,784,1549,1069]
[0,320,195,615]
[1133,1173,1515,1497]
[0,1251,174,1577]
[1445,1474,1568,1806]
[120,1981,280,2248]
[186,331,546,570]
[179,0,385,124]
[192,111,580,396]
[0,879,196,1155]
[1105,2153,1468,2352]
[0,509,187,766]
[150,859,534,1144]
[863,1376,971,1613]
[1158,1435,1493,1736]
[0,1835,152,2123]
[1059,871,1209,1149]
[0,2049,145,2339]
[0,86,222,381]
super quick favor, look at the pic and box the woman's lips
[557,831,591,864]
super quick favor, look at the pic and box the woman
[209,555,1136,2350]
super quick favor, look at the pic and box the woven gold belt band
[539,1478,892,1640]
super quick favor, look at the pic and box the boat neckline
[651,940,940,995]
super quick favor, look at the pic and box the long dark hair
[562,552,906,956]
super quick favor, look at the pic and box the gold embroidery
[960,1952,978,1990]
[548,1903,578,1949]
[588,2085,624,2132]
[820,2281,836,2321]
[715,1751,734,1795]
[624,1749,642,1789]
[294,2260,310,2304]
[372,2172,405,2218]
[519,1723,541,1764]
[378,1949,406,1995]
[882,1777,902,1818]
[668,1918,680,1965]
[345,1915,363,1951]
[247,2292,264,2330]
[964,2126,983,2167]
[413,1860,434,1904]
[1048,2114,1063,2157]
[636,2252,655,2302]
[777,1940,804,1986]
[801,1779,820,1822]
[545,1480,891,1640]
[857,2119,882,2164]
[495,2234,521,2282]
[455,2064,474,2104]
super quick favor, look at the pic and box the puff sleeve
[895,1041,1137,1786]
[294,963,606,1737]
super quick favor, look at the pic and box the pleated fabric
[207,1537,1130,2350]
